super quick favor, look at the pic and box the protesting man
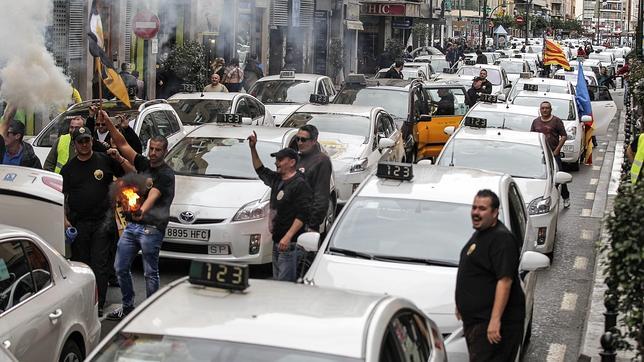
[384,60,404,79]
[0,118,41,168]
[44,115,86,173]
[466,78,485,107]
[455,190,525,361]
[478,69,493,94]
[203,73,229,93]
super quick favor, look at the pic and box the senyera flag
[544,39,571,71]
[88,0,130,108]
[575,60,594,164]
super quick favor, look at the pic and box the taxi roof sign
[478,94,498,103]
[464,59,476,66]
[280,70,296,78]
[345,74,367,85]
[523,83,539,91]
[442,68,457,74]
[464,116,487,128]
[519,72,532,79]
[216,113,242,124]
[309,94,329,104]
[189,260,249,291]
[376,161,413,181]
[553,74,565,80]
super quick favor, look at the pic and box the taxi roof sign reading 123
[464,117,487,128]
[189,260,249,291]
[377,161,413,181]
[217,114,242,124]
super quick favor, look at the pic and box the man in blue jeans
[248,131,312,281]
[101,110,175,320]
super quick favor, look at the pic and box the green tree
[384,39,406,63]
[161,41,208,91]
[492,15,516,31]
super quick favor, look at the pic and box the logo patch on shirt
[145,178,154,189]
[94,169,104,180]
[299,167,306,173]
[467,243,476,256]
[276,190,284,201]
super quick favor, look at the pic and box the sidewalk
[578,110,637,361]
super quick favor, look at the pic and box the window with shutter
[270,0,289,27]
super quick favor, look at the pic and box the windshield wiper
[328,247,374,260]
[204,174,256,180]
[372,255,458,267]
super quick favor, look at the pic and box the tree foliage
[160,41,208,91]
[384,39,406,63]
[328,38,345,82]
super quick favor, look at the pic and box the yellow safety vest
[630,135,644,184]
[54,134,71,174]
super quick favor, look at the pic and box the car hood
[317,132,368,162]
[308,254,461,332]
[265,104,303,126]
[513,177,550,205]
[172,175,268,212]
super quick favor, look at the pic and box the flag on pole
[544,39,571,70]
[575,60,594,164]
[88,1,130,108]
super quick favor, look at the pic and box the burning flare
[121,187,140,212]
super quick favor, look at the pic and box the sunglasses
[295,136,312,143]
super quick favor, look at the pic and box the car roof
[453,126,543,146]
[187,124,295,143]
[121,278,387,358]
[258,73,326,82]
[514,77,571,87]
[358,165,505,205]
[460,64,503,71]
[469,102,539,116]
[293,104,377,117]
[513,91,575,101]
[497,58,526,63]
[169,92,241,101]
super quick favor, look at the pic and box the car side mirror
[241,117,253,125]
[378,137,396,150]
[519,251,550,271]
[497,93,507,102]
[581,115,592,123]
[504,83,513,89]
[297,232,320,252]
[419,114,432,122]
[443,126,455,135]
[554,171,572,184]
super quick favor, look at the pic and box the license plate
[562,145,574,152]
[208,244,231,255]
[165,227,210,241]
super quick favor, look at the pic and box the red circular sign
[133,11,160,40]
[516,16,525,25]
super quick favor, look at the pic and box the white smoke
[0,0,71,112]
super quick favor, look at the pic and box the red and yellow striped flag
[543,39,571,70]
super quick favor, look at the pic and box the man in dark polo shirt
[455,189,525,361]
[60,126,124,316]
[248,130,312,282]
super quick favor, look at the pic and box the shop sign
[392,18,412,29]
[361,3,406,16]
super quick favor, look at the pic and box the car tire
[59,339,83,362]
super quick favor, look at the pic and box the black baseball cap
[270,148,299,161]
[7,120,25,136]
[71,126,92,142]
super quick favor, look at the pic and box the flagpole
[95,57,103,112]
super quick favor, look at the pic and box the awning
[345,20,364,30]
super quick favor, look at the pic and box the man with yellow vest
[627,133,644,184]
[44,115,86,173]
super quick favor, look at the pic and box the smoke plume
[0,0,71,112]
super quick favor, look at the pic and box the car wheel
[59,339,83,362]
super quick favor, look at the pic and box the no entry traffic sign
[516,16,525,25]
[133,11,160,40]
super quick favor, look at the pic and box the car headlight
[349,158,369,173]
[232,200,269,222]
[566,125,577,140]
[528,196,551,215]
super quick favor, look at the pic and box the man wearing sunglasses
[0,115,42,168]
[293,125,332,233]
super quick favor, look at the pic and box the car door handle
[2,340,10,349]
[49,309,63,321]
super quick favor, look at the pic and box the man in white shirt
[203,73,229,93]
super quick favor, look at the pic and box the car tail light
[42,176,63,192]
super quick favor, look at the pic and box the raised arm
[102,110,138,163]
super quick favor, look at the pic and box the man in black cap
[0,119,41,168]
[248,131,312,281]
[60,125,126,316]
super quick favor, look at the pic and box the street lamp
[482,1,507,48]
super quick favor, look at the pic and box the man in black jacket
[0,120,42,168]
[478,69,493,94]
[466,78,485,107]
[475,50,488,65]
[384,60,404,79]
[294,124,333,232]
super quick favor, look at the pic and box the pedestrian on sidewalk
[222,58,244,92]
[132,70,145,99]
[60,126,125,316]
[455,189,525,362]
[248,131,312,282]
[531,101,571,208]
[101,110,175,321]
[627,133,644,184]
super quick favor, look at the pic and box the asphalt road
[101,117,619,361]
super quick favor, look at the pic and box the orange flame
[121,187,140,211]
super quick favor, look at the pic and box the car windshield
[333,88,407,119]
[426,88,469,115]
[328,197,472,265]
[558,73,595,86]
[497,61,524,74]
[438,139,547,179]
[168,99,233,126]
[458,67,501,85]
[281,113,370,140]
[430,59,450,72]
[90,333,360,362]
[464,110,535,131]
[512,96,576,120]
[508,83,569,99]
[165,136,280,179]
[249,80,313,104]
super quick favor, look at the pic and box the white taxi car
[413,55,451,75]
[494,58,532,84]
[168,92,274,133]
[86,261,448,362]
[506,76,574,101]
[161,122,304,264]
[0,225,101,362]
[439,63,512,96]
[437,118,573,255]
[300,162,550,361]
[512,91,591,170]
[248,71,337,125]
[281,104,404,204]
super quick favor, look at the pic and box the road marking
[581,209,592,217]
[546,343,567,362]
[595,156,604,162]
[598,149,606,153]
[590,178,598,185]
[574,256,588,270]
[592,165,601,171]
[581,229,593,240]
[585,192,595,200]
[561,292,578,311]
